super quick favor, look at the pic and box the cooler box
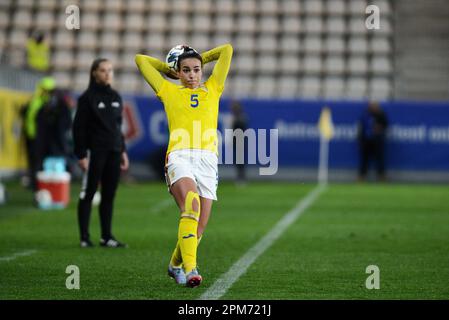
[37,171,71,209]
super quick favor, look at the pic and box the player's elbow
[134,54,145,67]
[223,43,233,56]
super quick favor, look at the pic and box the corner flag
[317,107,334,185]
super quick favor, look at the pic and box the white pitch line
[199,184,326,300]
[0,249,37,262]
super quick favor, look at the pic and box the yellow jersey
[135,44,233,154]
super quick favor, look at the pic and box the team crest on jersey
[98,102,105,109]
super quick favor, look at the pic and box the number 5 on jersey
[190,94,199,108]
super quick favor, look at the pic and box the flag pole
[317,107,334,186]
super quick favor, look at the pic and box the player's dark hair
[89,58,109,87]
[177,47,203,71]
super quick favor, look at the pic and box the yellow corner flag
[318,107,334,141]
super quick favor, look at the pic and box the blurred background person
[26,31,50,74]
[358,101,389,182]
[73,58,129,248]
[231,100,248,185]
[22,76,56,193]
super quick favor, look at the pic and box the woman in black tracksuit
[72,58,129,248]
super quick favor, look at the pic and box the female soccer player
[135,43,233,287]
[73,58,129,248]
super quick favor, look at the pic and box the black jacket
[73,82,126,159]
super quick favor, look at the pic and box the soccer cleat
[100,238,128,248]
[186,268,202,288]
[80,240,94,248]
[168,265,187,285]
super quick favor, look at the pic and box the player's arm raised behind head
[135,54,171,93]
[201,43,233,91]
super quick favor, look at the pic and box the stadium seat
[74,71,90,92]
[212,33,233,49]
[348,0,367,15]
[52,71,72,88]
[304,36,323,53]
[125,13,145,32]
[304,17,324,34]
[257,55,278,74]
[349,17,367,35]
[123,33,143,51]
[145,32,166,51]
[100,32,121,51]
[53,30,75,50]
[259,16,280,35]
[81,0,101,12]
[237,15,257,34]
[349,37,368,54]
[326,17,346,34]
[149,0,168,13]
[326,0,346,15]
[214,0,234,14]
[13,10,32,30]
[282,16,302,34]
[146,13,167,33]
[7,30,27,49]
[104,0,123,12]
[277,76,299,98]
[53,50,75,71]
[324,55,345,75]
[192,14,212,33]
[324,77,345,98]
[35,11,56,31]
[214,15,234,33]
[279,54,301,74]
[280,0,301,16]
[80,12,100,31]
[370,37,391,54]
[280,35,301,53]
[191,0,213,14]
[117,72,140,93]
[303,56,323,74]
[371,56,392,75]
[324,36,345,54]
[75,50,96,70]
[170,13,190,32]
[369,77,391,99]
[256,35,278,54]
[188,33,210,52]
[167,32,188,48]
[172,0,191,13]
[346,77,368,98]
[17,0,33,9]
[260,0,279,15]
[103,12,123,31]
[304,0,324,15]
[37,0,58,11]
[234,54,256,74]
[77,31,97,50]
[233,75,253,98]
[348,56,368,75]
[125,0,146,13]
[254,76,277,98]
[237,0,257,14]
[0,11,9,29]
[302,76,322,98]
[235,34,256,53]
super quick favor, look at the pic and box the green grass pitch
[1,181,448,299]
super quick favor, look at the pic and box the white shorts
[165,149,219,201]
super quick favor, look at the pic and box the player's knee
[180,191,201,221]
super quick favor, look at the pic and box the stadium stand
[0,0,397,99]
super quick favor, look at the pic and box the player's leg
[78,150,106,247]
[170,177,202,287]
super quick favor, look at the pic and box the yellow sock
[178,217,198,273]
[170,235,203,267]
